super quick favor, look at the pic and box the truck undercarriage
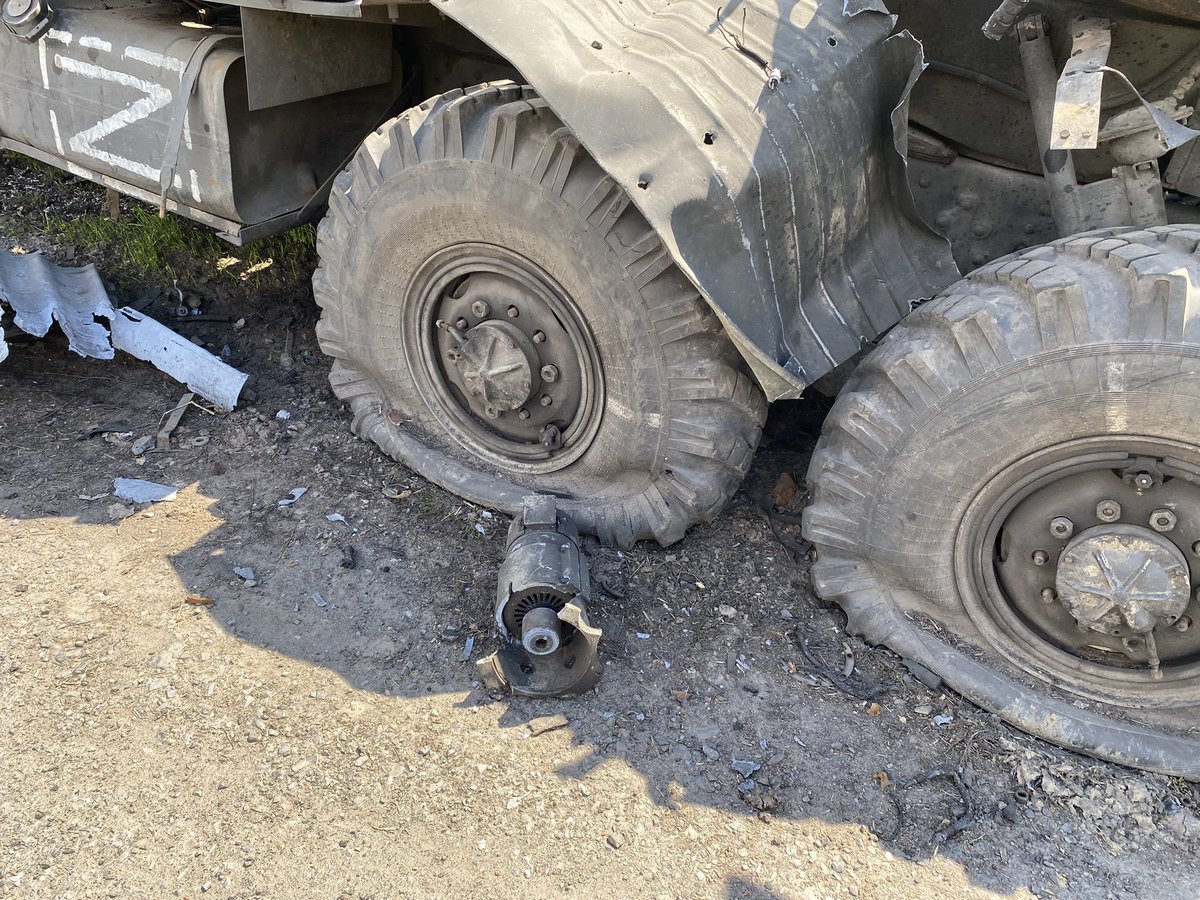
[3,0,1200,776]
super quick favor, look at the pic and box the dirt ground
[2,157,1199,900]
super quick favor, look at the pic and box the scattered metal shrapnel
[477,495,602,697]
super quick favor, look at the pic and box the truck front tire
[314,83,765,547]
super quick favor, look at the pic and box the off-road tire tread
[804,226,1200,777]
[315,83,765,546]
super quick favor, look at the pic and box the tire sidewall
[862,343,1200,704]
[344,161,667,492]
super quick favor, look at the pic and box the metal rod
[1018,17,1085,236]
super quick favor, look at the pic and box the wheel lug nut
[471,300,490,318]
[540,394,552,407]
[517,408,530,420]
[1150,509,1177,532]
[540,365,559,383]
[1096,500,1121,523]
[1049,516,1074,539]
[1134,472,1155,490]
[447,349,462,361]
[533,331,546,344]
[454,317,469,331]
[1192,541,1200,556]
[1178,616,1193,633]
[484,405,500,418]
[1032,550,1049,566]
[1040,587,1057,604]
[507,305,519,318]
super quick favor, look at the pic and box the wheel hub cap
[968,446,1200,703]
[1056,524,1191,636]
[454,320,539,413]
[407,243,604,470]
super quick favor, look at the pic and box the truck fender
[435,0,958,398]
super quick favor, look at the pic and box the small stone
[606,832,624,849]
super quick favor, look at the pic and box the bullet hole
[637,177,650,190]
[827,36,838,47]
[703,131,716,145]
[590,40,602,49]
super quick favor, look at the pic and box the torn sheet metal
[1050,18,1111,151]
[113,477,178,504]
[1097,66,1200,154]
[436,0,957,399]
[108,308,247,412]
[0,251,113,363]
[843,0,891,16]
[0,250,248,411]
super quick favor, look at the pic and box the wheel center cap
[455,320,540,412]
[1056,524,1191,635]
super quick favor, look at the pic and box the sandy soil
[1,156,1198,899]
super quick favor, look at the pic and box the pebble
[606,833,624,849]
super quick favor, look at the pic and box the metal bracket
[158,34,240,216]
[1050,17,1111,151]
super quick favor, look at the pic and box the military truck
[3,0,1200,777]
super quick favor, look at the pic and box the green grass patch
[41,203,317,290]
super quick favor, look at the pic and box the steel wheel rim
[957,436,1200,709]
[403,243,604,473]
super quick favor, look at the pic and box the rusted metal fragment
[0,251,113,362]
[437,0,957,400]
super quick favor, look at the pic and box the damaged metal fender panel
[0,251,113,363]
[437,0,958,399]
[0,251,247,410]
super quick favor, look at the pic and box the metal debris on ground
[156,392,194,450]
[108,308,246,411]
[883,767,975,845]
[185,595,214,606]
[0,251,248,410]
[278,487,308,507]
[83,422,134,440]
[113,477,178,504]
[476,495,603,698]
[0,250,113,363]
[730,757,762,778]
[312,592,328,608]
[339,546,356,569]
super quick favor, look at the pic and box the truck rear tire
[313,83,765,547]
[805,227,1200,777]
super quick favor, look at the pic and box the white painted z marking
[56,55,172,183]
